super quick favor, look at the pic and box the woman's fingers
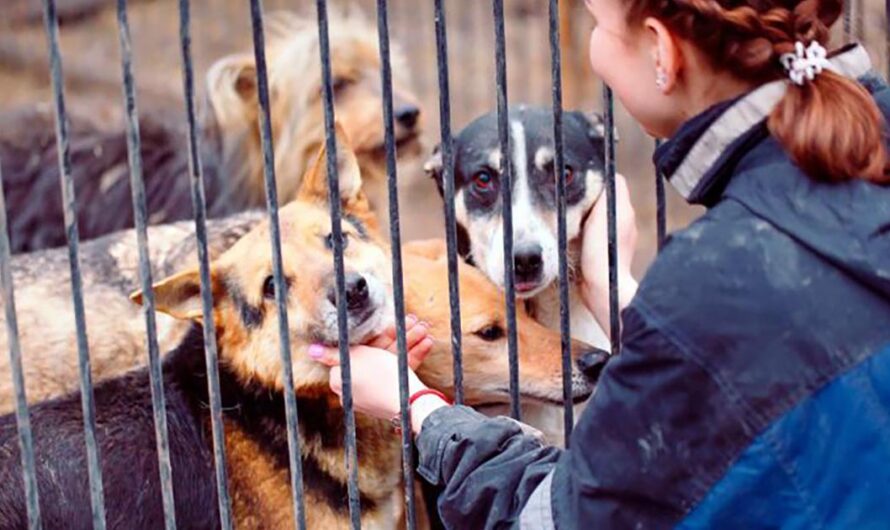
[407,336,435,370]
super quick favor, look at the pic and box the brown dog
[0,128,595,528]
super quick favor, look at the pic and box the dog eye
[332,77,350,92]
[263,275,276,299]
[471,171,496,193]
[263,275,291,300]
[563,165,575,185]
[474,324,505,342]
[324,232,349,251]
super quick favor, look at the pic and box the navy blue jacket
[415,44,890,529]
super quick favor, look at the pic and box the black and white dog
[426,106,610,351]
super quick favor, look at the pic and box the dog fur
[0,129,596,528]
[425,106,610,350]
[0,9,422,253]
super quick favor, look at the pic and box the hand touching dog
[308,316,445,434]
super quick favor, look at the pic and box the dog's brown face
[134,126,392,393]
[403,241,597,407]
[206,11,423,207]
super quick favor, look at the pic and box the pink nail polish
[308,344,325,359]
[406,314,418,325]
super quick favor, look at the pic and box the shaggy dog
[0,10,422,253]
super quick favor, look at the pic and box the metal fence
[0,0,876,528]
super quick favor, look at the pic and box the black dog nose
[576,348,609,384]
[513,244,544,282]
[395,105,420,129]
[327,273,370,313]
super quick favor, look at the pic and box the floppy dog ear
[298,122,375,227]
[423,144,445,196]
[130,268,222,322]
[205,53,259,127]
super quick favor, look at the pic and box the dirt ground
[1,0,886,275]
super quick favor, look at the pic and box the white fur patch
[534,147,553,171]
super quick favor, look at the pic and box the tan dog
[205,9,424,225]
[0,9,422,253]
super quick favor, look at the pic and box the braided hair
[627,0,888,183]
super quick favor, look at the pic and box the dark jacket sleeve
[416,296,754,530]
[415,405,562,529]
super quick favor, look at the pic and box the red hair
[626,0,889,183]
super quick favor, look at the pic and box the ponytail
[768,70,889,183]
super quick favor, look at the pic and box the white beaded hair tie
[780,41,832,86]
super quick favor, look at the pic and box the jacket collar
[654,44,874,206]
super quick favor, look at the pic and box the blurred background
[0,0,883,275]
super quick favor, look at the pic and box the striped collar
[654,44,874,206]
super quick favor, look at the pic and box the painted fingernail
[308,344,325,360]
[406,314,419,325]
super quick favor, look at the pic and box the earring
[655,69,667,90]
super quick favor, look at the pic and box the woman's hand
[308,315,447,434]
[580,174,640,337]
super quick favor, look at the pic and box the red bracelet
[408,388,452,407]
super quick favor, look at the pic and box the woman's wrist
[410,394,449,435]
[405,375,449,435]
[583,271,638,338]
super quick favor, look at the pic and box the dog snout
[395,104,420,129]
[513,244,544,284]
[326,273,371,314]
[576,348,610,384]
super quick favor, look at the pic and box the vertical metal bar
[113,1,176,527]
[886,0,890,81]
[315,2,362,527]
[603,86,619,355]
[375,1,417,528]
[548,0,573,446]
[492,0,521,421]
[39,1,108,527]
[176,1,233,527]
[246,2,307,528]
[844,0,852,40]
[0,163,42,530]
[854,0,863,41]
[433,0,464,405]
[655,139,666,252]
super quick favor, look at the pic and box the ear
[580,111,618,143]
[643,16,682,94]
[423,144,444,196]
[298,122,363,205]
[129,268,221,321]
[205,53,258,125]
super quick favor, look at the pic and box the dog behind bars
[0,130,597,528]
[0,9,423,254]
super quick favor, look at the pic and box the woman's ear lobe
[644,16,680,93]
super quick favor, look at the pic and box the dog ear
[580,111,618,143]
[130,268,222,322]
[298,123,376,229]
[205,53,259,125]
[423,144,444,196]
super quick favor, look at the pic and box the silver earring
[655,69,667,90]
